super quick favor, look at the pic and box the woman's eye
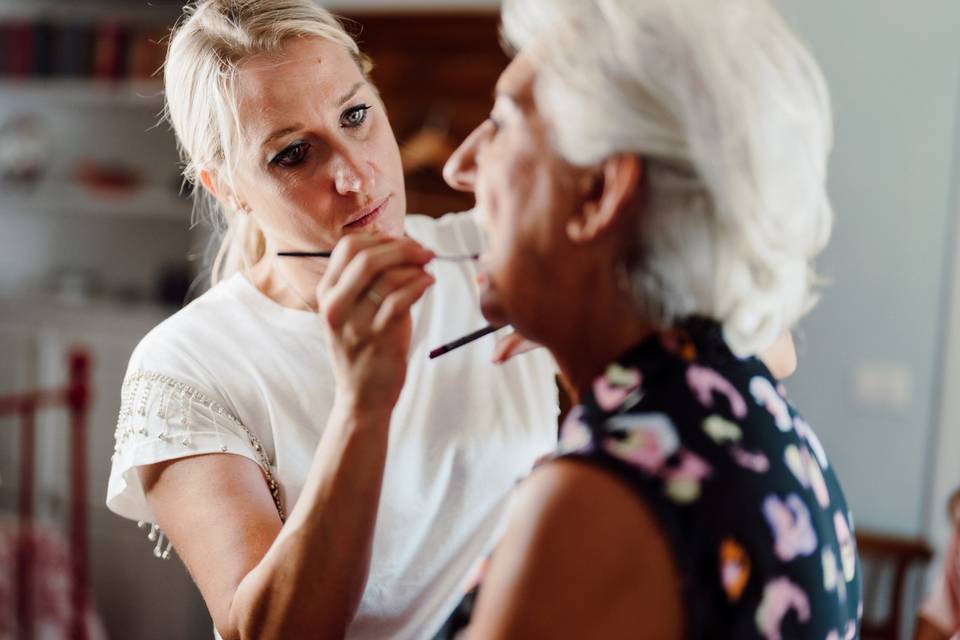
[341,104,372,128]
[272,142,309,168]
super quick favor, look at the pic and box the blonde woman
[104,1,558,639]
[437,0,861,637]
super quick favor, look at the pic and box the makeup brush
[278,251,479,262]
[429,325,499,359]
[278,250,495,359]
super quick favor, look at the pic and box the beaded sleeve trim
[114,371,286,557]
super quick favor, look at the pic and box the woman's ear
[566,154,643,244]
[198,169,220,198]
[198,169,249,213]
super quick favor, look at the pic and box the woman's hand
[316,234,435,418]
[492,330,541,364]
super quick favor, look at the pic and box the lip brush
[278,251,479,262]
[278,251,494,359]
[428,325,499,359]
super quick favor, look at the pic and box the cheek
[476,153,529,230]
[369,118,403,178]
[240,169,334,244]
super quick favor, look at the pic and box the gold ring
[366,289,384,305]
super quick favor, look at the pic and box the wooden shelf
[0,1,182,24]
[0,79,164,109]
[0,181,191,221]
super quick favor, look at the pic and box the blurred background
[0,0,957,638]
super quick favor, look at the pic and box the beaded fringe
[115,371,286,559]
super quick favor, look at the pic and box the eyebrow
[262,125,303,149]
[261,82,368,149]
[337,81,365,107]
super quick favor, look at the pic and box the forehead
[496,51,537,109]
[234,37,365,134]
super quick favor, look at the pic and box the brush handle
[278,251,478,262]
[277,251,332,258]
[429,325,499,359]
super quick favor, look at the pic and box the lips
[344,196,389,229]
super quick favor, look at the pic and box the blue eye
[341,104,372,128]
[272,141,309,168]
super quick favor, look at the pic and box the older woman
[438,0,861,637]
[105,1,558,639]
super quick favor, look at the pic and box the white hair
[164,0,370,286]
[502,0,834,356]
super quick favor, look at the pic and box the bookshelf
[0,1,181,25]
[0,79,164,109]
[0,3,184,220]
[0,181,191,221]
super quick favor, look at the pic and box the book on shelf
[0,18,168,82]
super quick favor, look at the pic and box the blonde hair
[163,0,371,286]
[502,0,834,356]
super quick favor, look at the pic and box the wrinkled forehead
[231,37,366,138]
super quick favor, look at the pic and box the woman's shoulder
[555,335,861,637]
[127,274,250,380]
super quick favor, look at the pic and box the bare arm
[141,402,391,639]
[465,459,684,639]
[139,235,436,640]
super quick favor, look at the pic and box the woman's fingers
[340,267,431,343]
[338,237,433,301]
[492,331,541,364]
[370,272,435,334]
[317,234,389,327]
[319,234,388,291]
[319,237,433,329]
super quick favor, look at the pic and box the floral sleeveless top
[434,319,862,639]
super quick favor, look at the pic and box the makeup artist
[104,2,558,639]
[436,0,861,636]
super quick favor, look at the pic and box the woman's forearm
[228,402,393,640]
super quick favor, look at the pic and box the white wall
[326,0,497,8]
[773,2,960,635]
[775,0,960,536]
[928,86,960,590]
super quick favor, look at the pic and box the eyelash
[270,104,374,168]
[342,103,372,128]
[271,141,309,168]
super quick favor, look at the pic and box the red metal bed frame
[0,350,91,640]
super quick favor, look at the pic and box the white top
[106,211,559,639]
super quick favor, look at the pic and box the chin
[478,286,512,328]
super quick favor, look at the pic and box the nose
[331,147,374,196]
[443,122,486,193]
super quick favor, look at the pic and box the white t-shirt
[106,212,559,639]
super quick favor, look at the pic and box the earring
[230,197,250,214]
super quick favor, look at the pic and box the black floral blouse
[435,319,862,639]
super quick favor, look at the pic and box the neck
[248,250,328,312]
[542,263,655,395]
